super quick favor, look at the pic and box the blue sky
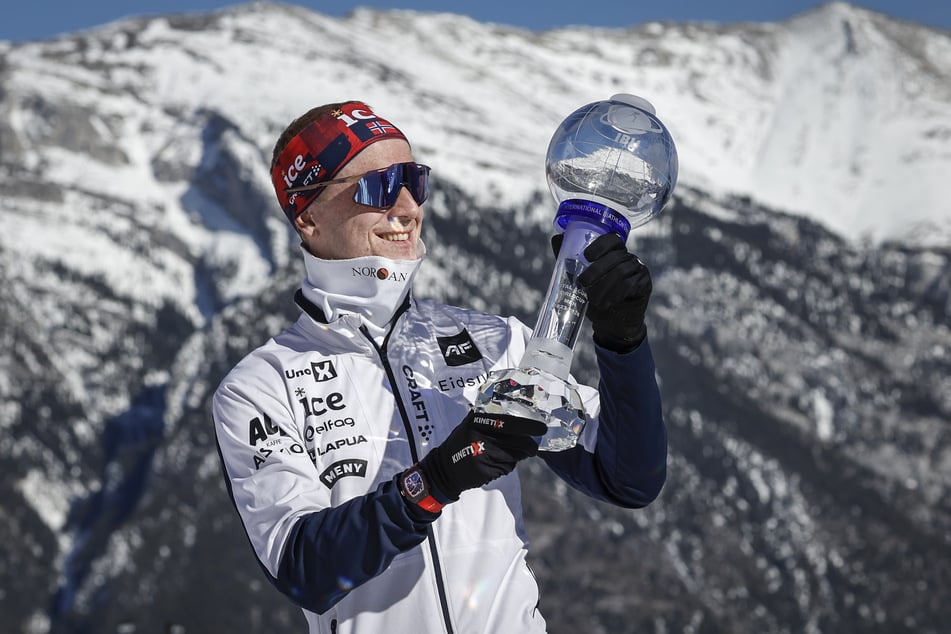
[2,0,949,42]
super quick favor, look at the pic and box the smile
[380,232,410,242]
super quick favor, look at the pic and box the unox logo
[310,360,337,382]
[283,359,337,382]
[436,330,482,367]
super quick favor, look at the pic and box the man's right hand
[399,411,547,512]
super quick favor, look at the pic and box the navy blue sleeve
[539,337,667,508]
[274,475,437,614]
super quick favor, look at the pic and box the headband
[271,102,407,221]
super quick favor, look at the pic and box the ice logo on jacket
[436,330,483,367]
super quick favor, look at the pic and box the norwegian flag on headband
[365,121,397,136]
[271,102,407,221]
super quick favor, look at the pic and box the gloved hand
[553,231,653,353]
[398,411,546,513]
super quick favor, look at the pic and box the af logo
[436,330,483,367]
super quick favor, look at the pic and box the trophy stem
[473,218,613,452]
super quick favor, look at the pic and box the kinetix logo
[452,441,485,464]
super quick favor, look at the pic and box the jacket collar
[296,245,423,341]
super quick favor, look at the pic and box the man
[213,100,666,633]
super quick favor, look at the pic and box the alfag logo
[451,440,486,464]
[351,266,408,282]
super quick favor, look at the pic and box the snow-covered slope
[2,2,949,326]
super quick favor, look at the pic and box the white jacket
[213,252,666,634]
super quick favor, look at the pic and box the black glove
[553,232,653,352]
[399,411,546,513]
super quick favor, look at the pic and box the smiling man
[212,101,668,634]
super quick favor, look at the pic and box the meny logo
[320,458,368,489]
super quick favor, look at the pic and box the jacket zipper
[361,319,456,634]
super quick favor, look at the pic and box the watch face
[404,470,425,498]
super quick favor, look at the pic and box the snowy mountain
[1,2,949,633]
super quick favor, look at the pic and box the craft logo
[320,458,368,488]
[436,330,483,367]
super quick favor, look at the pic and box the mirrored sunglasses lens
[353,176,383,207]
[410,164,430,204]
[352,163,429,208]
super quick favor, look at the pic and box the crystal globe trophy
[473,94,679,451]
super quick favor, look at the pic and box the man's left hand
[577,232,652,352]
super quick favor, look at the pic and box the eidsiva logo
[436,330,483,367]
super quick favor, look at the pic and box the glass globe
[546,93,679,233]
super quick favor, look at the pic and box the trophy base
[473,367,586,452]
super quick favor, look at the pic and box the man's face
[296,139,424,260]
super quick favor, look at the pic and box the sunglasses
[286,162,431,212]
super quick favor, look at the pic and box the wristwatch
[399,465,444,513]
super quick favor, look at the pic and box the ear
[294,207,318,239]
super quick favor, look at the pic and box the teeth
[381,233,409,241]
